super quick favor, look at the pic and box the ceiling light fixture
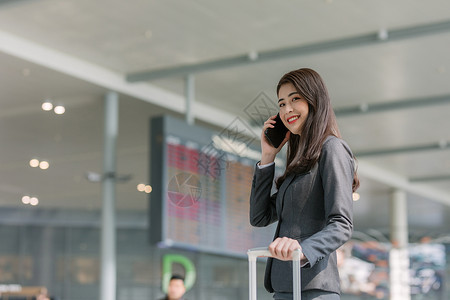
[39,161,50,170]
[352,192,360,201]
[85,171,132,183]
[22,195,39,206]
[22,196,31,204]
[137,183,152,193]
[42,101,53,111]
[54,105,65,115]
[29,159,40,168]
[30,197,39,206]
[144,185,152,194]
[137,183,146,192]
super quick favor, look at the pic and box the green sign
[162,254,196,293]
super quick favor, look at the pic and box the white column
[100,91,118,300]
[389,189,411,300]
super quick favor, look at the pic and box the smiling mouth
[287,115,299,124]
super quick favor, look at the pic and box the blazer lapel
[276,164,318,219]
[276,173,296,219]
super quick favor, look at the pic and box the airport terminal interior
[0,1,450,299]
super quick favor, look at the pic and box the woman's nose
[284,103,293,113]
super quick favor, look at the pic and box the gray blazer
[250,136,354,294]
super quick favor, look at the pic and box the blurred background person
[159,275,186,300]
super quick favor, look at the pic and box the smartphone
[264,114,288,148]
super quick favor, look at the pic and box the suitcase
[247,247,302,300]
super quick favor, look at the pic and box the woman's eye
[292,97,300,101]
[279,103,285,108]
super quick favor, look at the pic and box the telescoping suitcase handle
[247,247,302,300]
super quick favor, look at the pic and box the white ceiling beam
[354,140,449,157]
[127,19,450,82]
[335,94,450,116]
[410,174,450,183]
[358,159,450,206]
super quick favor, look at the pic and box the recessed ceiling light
[29,159,40,168]
[22,196,31,204]
[39,161,50,170]
[30,197,39,206]
[54,105,65,115]
[144,185,152,194]
[137,183,146,192]
[42,101,53,111]
[352,192,360,201]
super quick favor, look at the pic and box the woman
[250,68,359,300]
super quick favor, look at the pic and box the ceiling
[0,0,450,241]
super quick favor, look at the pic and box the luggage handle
[247,247,302,300]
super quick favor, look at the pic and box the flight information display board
[149,115,278,257]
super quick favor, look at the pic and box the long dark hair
[275,68,359,192]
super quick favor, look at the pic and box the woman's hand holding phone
[261,115,290,165]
